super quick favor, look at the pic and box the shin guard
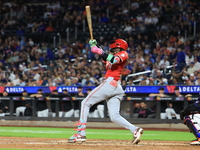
[184,116,200,138]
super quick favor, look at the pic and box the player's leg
[52,113,56,117]
[90,109,99,118]
[15,106,26,116]
[165,108,176,119]
[40,109,48,117]
[59,111,63,117]
[184,114,200,145]
[74,109,79,118]
[194,114,200,125]
[68,77,116,143]
[44,109,49,117]
[88,112,93,118]
[37,111,42,117]
[107,96,143,144]
[107,83,143,144]
[41,110,45,117]
[107,97,137,132]
[64,109,74,117]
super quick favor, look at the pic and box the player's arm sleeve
[101,53,123,65]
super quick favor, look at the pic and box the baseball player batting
[68,39,143,144]
[180,98,200,145]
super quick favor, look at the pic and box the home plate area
[0,137,199,150]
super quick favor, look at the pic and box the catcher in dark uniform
[180,98,200,145]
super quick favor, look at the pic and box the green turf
[0,126,194,141]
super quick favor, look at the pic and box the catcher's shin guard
[184,116,200,138]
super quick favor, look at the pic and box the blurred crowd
[0,0,200,87]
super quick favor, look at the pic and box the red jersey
[105,51,129,81]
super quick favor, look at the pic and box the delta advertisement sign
[0,85,199,94]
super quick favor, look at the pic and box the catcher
[180,97,200,145]
[68,39,143,144]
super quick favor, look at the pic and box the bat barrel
[85,6,94,40]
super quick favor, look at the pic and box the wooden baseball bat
[85,6,94,40]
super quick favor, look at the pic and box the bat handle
[90,31,93,40]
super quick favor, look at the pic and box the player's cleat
[132,127,143,144]
[68,133,86,143]
[190,138,200,145]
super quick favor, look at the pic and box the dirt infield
[0,137,199,150]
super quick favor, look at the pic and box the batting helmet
[109,39,128,51]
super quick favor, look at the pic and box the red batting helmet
[109,39,128,51]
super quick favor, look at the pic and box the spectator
[49,89,60,117]
[194,57,200,71]
[127,77,135,86]
[187,62,197,74]
[82,74,95,86]
[165,86,189,119]
[0,91,9,116]
[158,56,170,69]
[174,86,183,97]
[20,37,26,49]
[149,87,168,97]
[47,62,56,72]
[45,23,54,32]
[195,72,200,85]
[131,0,139,10]
[30,89,48,117]
[123,23,133,33]
[17,78,26,86]
[24,101,32,116]
[44,8,51,18]
[165,103,179,119]
[139,74,150,85]
[181,71,189,84]
[41,76,48,86]
[37,22,46,33]
[71,77,81,86]
[149,87,169,114]
[15,90,31,116]
[133,102,141,113]
[153,70,166,85]
[96,101,105,118]
[189,73,196,85]
[31,70,40,81]
[87,88,99,118]
[185,79,194,85]
[174,86,192,98]
[185,52,194,65]
[60,89,74,118]
[2,90,9,113]
[100,13,108,23]
[0,0,198,88]
[73,86,85,118]
[176,48,186,72]
[137,102,153,118]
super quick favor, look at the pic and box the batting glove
[89,39,104,55]
[89,39,97,47]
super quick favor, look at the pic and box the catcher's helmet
[109,39,128,51]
